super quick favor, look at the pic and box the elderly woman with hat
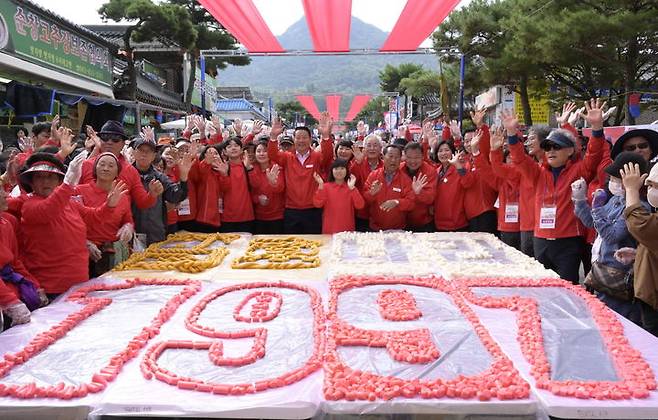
[79,120,160,210]
[15,151,127,299]
[77,152,134,277]
[573,152,651,323]
[622,161,658,336]
[611,128,658,163]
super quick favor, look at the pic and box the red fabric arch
[302,0,352,52]
[344,95,372,122]
[325,95,342,121]
[296,95,322,120]
[198,0,284,53]
[380,0,460,52]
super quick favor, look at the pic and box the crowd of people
[1,100,657,337]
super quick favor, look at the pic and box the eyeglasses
[541,142,563,152]
[623,142,650,152]
[100,137,124,143]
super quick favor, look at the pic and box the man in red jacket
[80,121,160,210]
[401,142,437,232]
[364,145,415,231]
[268,113,334,233]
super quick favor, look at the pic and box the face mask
[608,180,624,197]
[648,187,658,208]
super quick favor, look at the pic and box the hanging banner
[514,90,550,125]
[0,0,112,85]
[190,67,217,113]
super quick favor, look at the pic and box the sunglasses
[623,142,650,152]
[542,142,563,152]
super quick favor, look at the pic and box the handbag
[584,261,634,301]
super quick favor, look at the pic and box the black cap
[131,138,157,151]
[279,135,293,145]
[610,129,658,160]
[605,151,648,178]
[541,129,575,149]
[98,120,128,140]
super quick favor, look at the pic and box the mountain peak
[277,16,389,50]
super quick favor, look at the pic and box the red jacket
[400,161,437,228]
[221,162,254,223]
[165,166,180,226]
[350,158,383,220]
[81,155,156,210]
[313,182,365,234]
[17,183,113,293]
[434,164,474,231]
[462,127,497,219]
[268,139,333,209]
[76,182,133,244]
[188,159,230,227]
[489,150,537,232]
[509,132,605,239]
[475,150,521,232]
[248,165,285,221]
[0,214,39,307]
[364,168,415,231]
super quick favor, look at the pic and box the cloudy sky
[31,0,469,37]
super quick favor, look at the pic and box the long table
[1,233,657,419]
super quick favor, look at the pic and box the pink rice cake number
[378,289,422,321]
[141,281,325,395]
[454,277,657,400]
[324,275,530,401]
[0,278,201,400]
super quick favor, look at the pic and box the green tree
[99,0,197,101]
[432,0,541,125]
[275,100,318,127]
[379,63,425,116]
[508,0,658,125]
[166,1,250,112]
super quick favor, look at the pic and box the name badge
[392,187,402,193]
[539,205,556,229]
[178,198,191,216]
[305,164,314,169]
[505,203,519,224]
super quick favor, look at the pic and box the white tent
[160,118,187,130]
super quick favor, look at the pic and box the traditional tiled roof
[83,25,181,51]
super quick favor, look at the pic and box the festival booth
[1,231,658,419]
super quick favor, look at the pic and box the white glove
[5,302,31,326]
[117,223,135,243]
[86,240,102,262]
[63,150,88,186]
[571,178,587,202]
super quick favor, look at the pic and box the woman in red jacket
[313,159,365,234]
[187,145,230,233]
[218,137,254,233]
[76,152,134,277]
[247,140,285,234]
[1,189,45,328]
[14,152,127,299]
[432,141,475,231]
